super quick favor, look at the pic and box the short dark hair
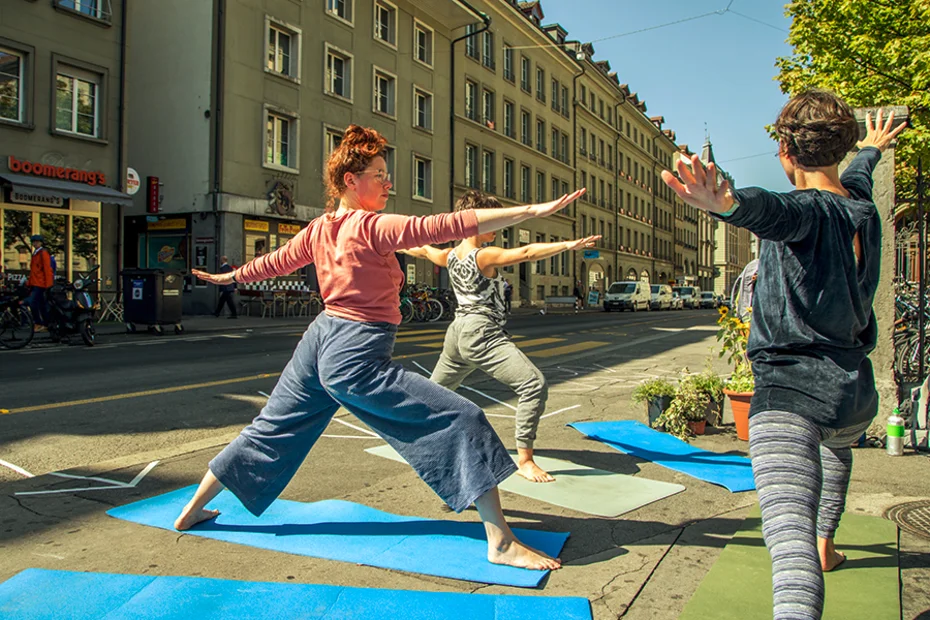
[454,189,502,212]
[774,89,858,168]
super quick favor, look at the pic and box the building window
[561,133,569,164]
[482,150,495,193]
[551,177,560,203]
[0,48,24,123]
[551,78,559,111]
[414,86,432,130]
[464,80,477,121]
[482,31,494,69]
[503,158,514,199]
[536,118,545,153]
[503,44,514,82]
[560,86,568,117]
[413,155,432,200]
[373,0,396,46]
[324,125,343,158]
[372,67,396,117]
[482,89,495,128]
[465,24,479,59]
[265,109,297,170]
[551,127,559,160]
[503,100,515,138]
[599,98,604,118]
[55,0,110,22]
[414,21,433,66]
[326,0,353,24]
[580,85,586,105]
[465,144,478,188]
[55,67,100,138]
[535,66,545,102]
[561,180,569,197]
[535,233,546,275]
[536,171,545,202]
[324,45,352,100]
[580,128,587,154]
[384,146,396,194]
[266,19,301,80]
[520,165,530,202]
[521,110,531,146]
[520,56,530,91]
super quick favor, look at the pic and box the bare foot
[174,506,220,531]
[821,549,846,572]
[516,460,555,483]
[488,538,561,570]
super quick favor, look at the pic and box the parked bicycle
[0,285,35,350]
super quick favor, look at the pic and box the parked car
[673,286,700,309]
[698,291,718,309]
[650,284,674,310]
[670,292,684,310]
[603,281,651,312]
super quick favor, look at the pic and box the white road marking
[541,404,582,419]
[321,434,381,440]
[15,461,159,496]
[0,459,34,478]
[593,363,616,373]
[332,417,379,438]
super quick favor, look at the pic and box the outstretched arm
[399,245,453,267]
[477,236,600,270]
[194,224,313,286]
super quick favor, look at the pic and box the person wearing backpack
[26,234,53,331]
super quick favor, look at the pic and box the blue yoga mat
[106,486,569,588]
[569,420,755,492]
[0,569,593,619]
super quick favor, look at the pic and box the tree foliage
[776,0,930,202]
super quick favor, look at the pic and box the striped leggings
[749,410,871,620]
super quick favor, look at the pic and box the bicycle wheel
[0,306,35,350]
[399,298,414,324]
[425,299,443,322]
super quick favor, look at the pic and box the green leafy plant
[632,377,676,404]
[654,372,712,441]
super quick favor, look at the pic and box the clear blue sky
[541,0,795,192]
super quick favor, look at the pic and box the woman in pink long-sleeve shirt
[175,125,584,571]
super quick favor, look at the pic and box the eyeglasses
[358,170,392,184]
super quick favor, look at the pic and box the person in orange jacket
[26,234,53,330]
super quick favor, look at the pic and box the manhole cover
[884,500,930,541]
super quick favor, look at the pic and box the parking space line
[0,459,34,478]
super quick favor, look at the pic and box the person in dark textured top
[663,90,906,620]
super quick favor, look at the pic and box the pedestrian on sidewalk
[402,189,599,483]
[663,92,906,620]
[26,235,53,332]
[503,278,513,314]
[572,280,584,313]
[213,256,238,319]
[177,124,586,571]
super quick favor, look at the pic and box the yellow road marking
[414,334,531,349]
[527,341,610,358]
[393,351,442,360]
[398,329,446,336]
[4,373,282,415]
[396,334,447,344]
[516,337,566,348]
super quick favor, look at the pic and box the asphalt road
[0,308,721,478]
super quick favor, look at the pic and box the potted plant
[717,306,754,440]
[654,373,712,440]
[692,367,725,425]
[632,377,676,426]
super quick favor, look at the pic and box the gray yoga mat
[366,445,685,517]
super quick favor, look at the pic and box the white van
[650,284,674,310]
[604,281,651,312]
[673,286,700,309]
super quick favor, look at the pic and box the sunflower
[718,306,729,317]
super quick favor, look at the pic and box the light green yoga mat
[680,508,899,620]
[365,445,685,517]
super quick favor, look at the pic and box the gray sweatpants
[430,314,548,449]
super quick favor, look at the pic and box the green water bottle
[887,407,905,456]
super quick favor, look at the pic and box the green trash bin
[121,269,185,334]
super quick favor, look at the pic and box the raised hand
[566,235,601,250]
[857,108,907,152]
[530,189,587,218]
[192,269,235,286]
[661,154,734,215]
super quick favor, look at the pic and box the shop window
[2,209,32,279]
[39,213,67,276]
[72,216,99,274]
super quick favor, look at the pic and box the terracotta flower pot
[723,388,753,441]
[687,419,706,435]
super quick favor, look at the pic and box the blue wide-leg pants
[210,313,517,515]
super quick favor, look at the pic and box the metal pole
[918,158,925,382]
